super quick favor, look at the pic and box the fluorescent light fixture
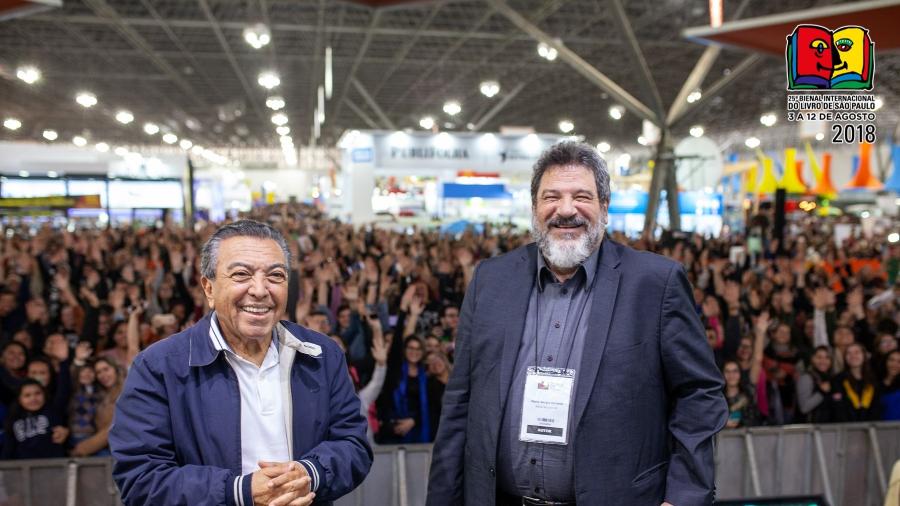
[143,122,160,135]
[243,23,271,49]
[18,171,29,178]
[266,96,285,110]
[72,135,87,147]
[558,120,574,133]
[3,118,21,130]
[637,135,648,146]
[689,126,704,138]
[596,141,611,153]
[443,101,461,116]
[745,137,760,149]
[115,110,134,124]
[815,132,825,141]
[95,142,110,152]
[114,146,129,156]
[760,113,777,127]
[317,86,325,123]
[16,65,40,84]
[419,116,435,129]
[276,126,290,136]
[162,133,178,144]
[687,90,702,103]
[537,42,558,61]
[42,129,58,141]
[179,139,193,150]
[479,80,500,98]
[257,71,280,89]
[75,92,97,108]
[325,46,333,99]
[609,105,624,120]
[271,113,289,126]
[47,171,58,178]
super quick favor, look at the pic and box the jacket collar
[188,312,323,367]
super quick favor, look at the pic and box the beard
[531,212,607,270]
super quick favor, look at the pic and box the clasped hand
[251,460,316,506]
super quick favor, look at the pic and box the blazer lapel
[573,239,621,430]
[498,244,537,416]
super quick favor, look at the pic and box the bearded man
[426,142,727,506]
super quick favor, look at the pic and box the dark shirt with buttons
[496,246,600,501]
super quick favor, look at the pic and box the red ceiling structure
[683,0,900,55]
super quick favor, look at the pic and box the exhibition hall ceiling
[0,0,896,153]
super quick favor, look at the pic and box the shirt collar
[536,242,602,292]
[209,311,279,355]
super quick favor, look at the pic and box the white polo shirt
[209,315,290,474]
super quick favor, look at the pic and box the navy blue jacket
[427,239,728,506]
[109,314,372,505]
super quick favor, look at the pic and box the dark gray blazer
[426,239,727,506]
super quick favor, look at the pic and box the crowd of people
[0,202,897,460]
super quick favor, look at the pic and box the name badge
[519,366,576,445]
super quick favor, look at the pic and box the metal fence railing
[0,422,896,506]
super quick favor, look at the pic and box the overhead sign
[0,194,101,209]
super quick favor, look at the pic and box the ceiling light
[162,133,178,144]
[271,113,288,126]
[479,80,500,98]
[558,120,574,133]
[114,146,129,156]
[95,142,109,152]
[266,96,285,110]
[889,233,899,243]
[179,139,193,150]
[687,90,702,103]
[143,122,159,135]
[42,129,58,141]
[18,170,29,178]
[325,46,333,99]
[3,118,21,131]
[815,132,825,141]
[276,125,290,136]
[873,96,883,111]
[745,137,760,149]
[258,71,280,89]
[443,101,461,116]
[75,92,97,108]
[760,113,777,127]
[115,110,134,124]
[280,135,293,146]
[596,141,611,153]
[72,135,87,147]
[16,65,40,84]
[537,42,558,61]
[689,126,704,138]
[637,135,648,146]
[609,105,624,120]
[47,171,58,178]
[243,23,271,50]
[419,116,435,130]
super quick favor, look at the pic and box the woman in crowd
[0,342,26,406]
[796,346,834,423]
[69,357,123,456]
[68,362,101,449]
[879,349,900,421]
[831,342,881,422]
[426,351,452,436]
[723,360,760,428]
[379,336,435,444]
[1,379,69,459]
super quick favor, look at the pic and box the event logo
[784,24,877,144]
[786,25,874,90]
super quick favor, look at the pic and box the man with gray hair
[110,219,372,506]
[427,142,727,506]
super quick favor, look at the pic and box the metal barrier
[0,422,896,506]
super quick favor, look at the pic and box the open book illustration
[786,24,874,90]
